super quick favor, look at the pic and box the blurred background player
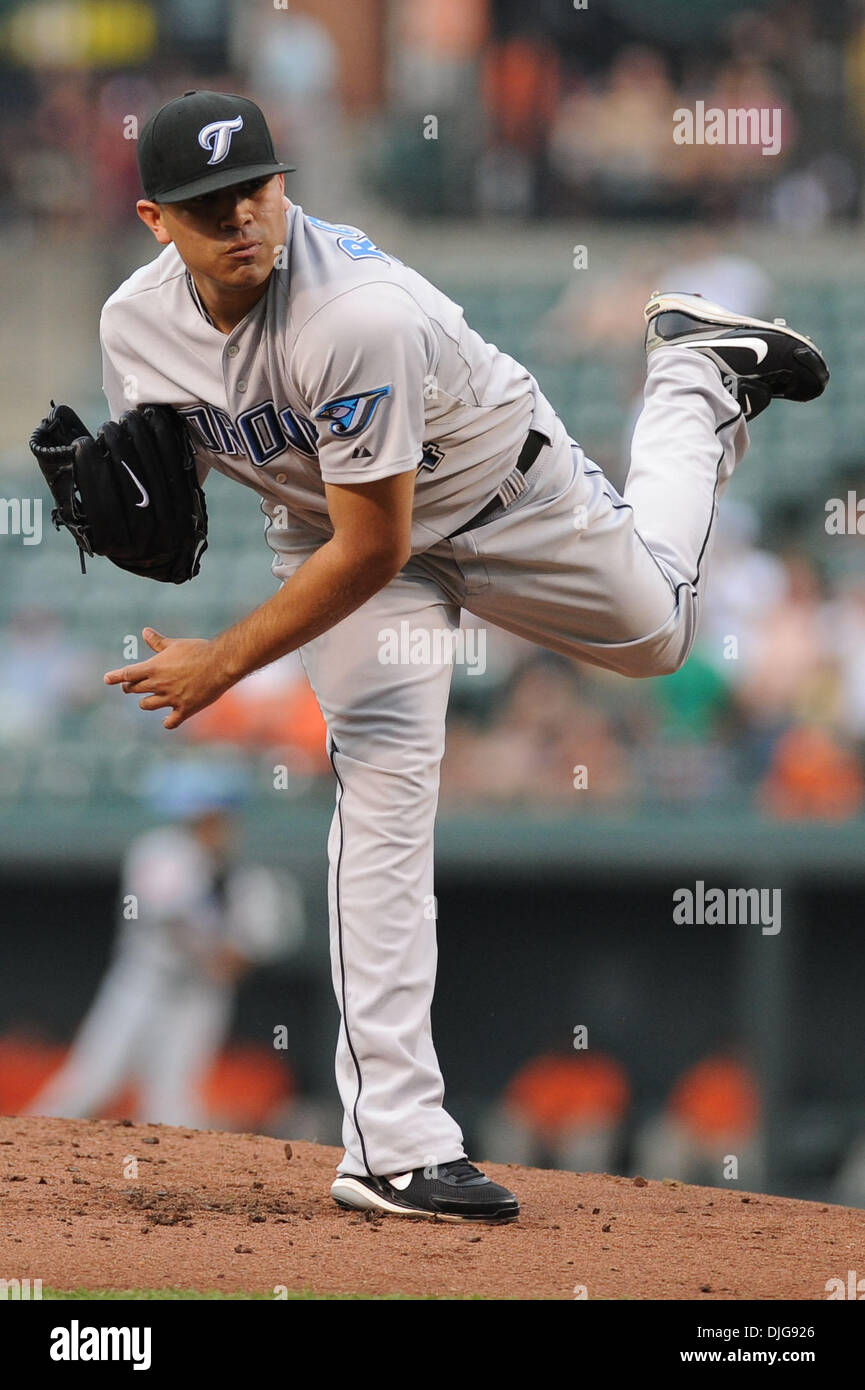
[28,761,300,1128]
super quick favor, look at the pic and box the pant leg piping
[693,407,744,586]
[329,737,373,1177]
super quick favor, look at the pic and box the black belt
[448,429,546,539]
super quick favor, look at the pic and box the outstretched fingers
[103,660,156,691]
[138,693,172,712]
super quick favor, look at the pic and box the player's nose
[219,191,255,229]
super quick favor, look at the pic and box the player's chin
[219,250,273,285]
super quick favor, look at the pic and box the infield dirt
[1,1115,860,1300]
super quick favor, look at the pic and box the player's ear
[136,200,172,246]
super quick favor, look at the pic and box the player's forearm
[211,535,403,683]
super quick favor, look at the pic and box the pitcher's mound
[2,1115,860,1299]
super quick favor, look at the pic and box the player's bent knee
[631,646,690,679]
[621,631,693,679]
[605,615,695,679]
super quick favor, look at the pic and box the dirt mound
[1,1115,860,1299]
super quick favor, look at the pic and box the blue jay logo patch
[316,386,391,438]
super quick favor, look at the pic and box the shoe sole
[644,290,824,358]
[330,1176,519,1224]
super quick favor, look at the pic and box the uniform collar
[185,270,216,327]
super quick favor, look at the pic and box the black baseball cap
[138,90,295,203]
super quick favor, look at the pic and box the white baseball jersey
[98,194,756,1177]
[100,204,559,555]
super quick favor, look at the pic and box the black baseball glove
[29,402,208,583]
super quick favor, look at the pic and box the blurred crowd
[441,520,865,816]
[1,503,864,817]
[0,0,863,229]
[475,2,859,224]
[0,188,861,817]
[0,0,346,236]
[0,0,862,811]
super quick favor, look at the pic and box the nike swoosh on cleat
[688,336,769,365]
[121,460,150,508]
[388,1173,414,1190]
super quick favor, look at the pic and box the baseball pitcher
[29,91,828,1221]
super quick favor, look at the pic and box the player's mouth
[225,240,262,261]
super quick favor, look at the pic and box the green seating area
[0,272,859,818]
[453,277,858,504]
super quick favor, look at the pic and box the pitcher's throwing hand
[104,628,228,729]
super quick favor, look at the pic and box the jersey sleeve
[100,306,138,422]
[100,302,211,486]
[293,285,436,485]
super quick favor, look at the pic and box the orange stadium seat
[504,1052,630,1141]
[669,1056,760,1143]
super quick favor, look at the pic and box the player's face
[139,174,287,292]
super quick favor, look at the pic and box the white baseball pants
[271,349,749,1176]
